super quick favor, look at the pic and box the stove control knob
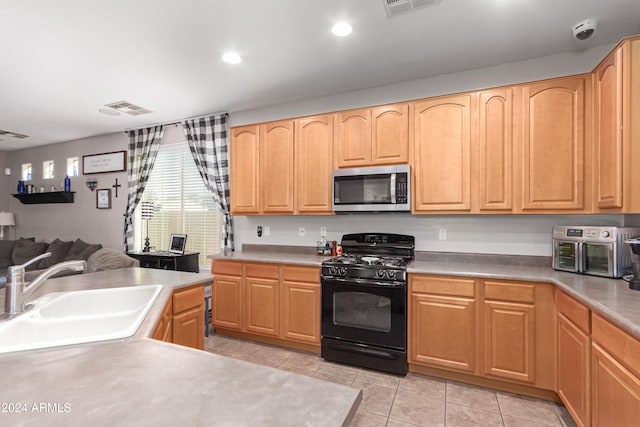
[375,270,386,279]
[338,267,348,277]
[386,270,397,280]
[329,267,338,276]
[601,230,610,238]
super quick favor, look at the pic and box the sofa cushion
[0,239,17,269]
[39,238,74,269]
[12,239,49,271]
[64,239,103,261]
[86,248,139,273]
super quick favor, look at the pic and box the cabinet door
[230,125,260,214]
[245,277,279,337]
[410,293,476,373]
[483,300,535,383]
[371,103,409,165]
[281,281,320,344]
[477,89,513,211]
[336,108,371,167]
[173,306,204,350]
[558,313,590,427]
[591,343,640,427]
[296,115,333,214]
[413,94,473,211]
[212,275,243,331]
[152,298,173,343]
[261,120,294,213]
[519,76,586,211]
[594,47,624,210]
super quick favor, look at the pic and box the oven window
[333,291,391,332]
[584,243,610,274]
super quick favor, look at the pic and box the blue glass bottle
[17,180,25,194]
[64,176,71,192]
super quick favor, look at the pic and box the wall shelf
[12,191,75,204]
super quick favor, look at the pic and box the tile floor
[204,335,576,427]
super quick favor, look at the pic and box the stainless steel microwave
[552,226,640,278]
[332,165,410,212]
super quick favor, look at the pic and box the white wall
[0,43,625,256]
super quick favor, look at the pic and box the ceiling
[0,0,639,151]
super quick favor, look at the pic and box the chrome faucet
[3,252,87,318]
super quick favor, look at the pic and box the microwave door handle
[390,173,396,203]
[578,242,585,273]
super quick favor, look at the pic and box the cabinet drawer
[173,285,204,314]
[483,281,535,303]
[592,313,640,378]
[410,275,475,298]
[557,291,590,334]
[245,263,279,279]
[283,265,319,283]
[212,260,242,276]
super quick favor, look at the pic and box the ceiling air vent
[0,129,29,139]
[104,100,153,116]
[383,0,441,17]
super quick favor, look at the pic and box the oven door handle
[321,277,405,288]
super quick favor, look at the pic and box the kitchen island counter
[0,267,361,426]
[0,339,361,427]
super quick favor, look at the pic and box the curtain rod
[123,111,229,133]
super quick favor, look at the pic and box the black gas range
[320,233,414,375]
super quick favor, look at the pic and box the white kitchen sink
[0,285,163,354]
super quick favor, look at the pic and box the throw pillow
[64,239,103,261]
[12,240,49,271]
[0,239,17,269]
[39,238,74,269]
[86,248,139,273]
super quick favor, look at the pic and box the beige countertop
[0,267,361,426]
[211,250,640,340]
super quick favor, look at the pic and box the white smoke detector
[383,0,442,18]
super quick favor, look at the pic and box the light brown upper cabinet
[476,88,513,212]
[335,103,409,168]
[230,120,294,215]
[593,37,640,212]
[515,75,589,213]
[295,115,333,214]
[413,94,473,212]
[230,125,260,214]
[260,120,295,213]
[371,103,409,165]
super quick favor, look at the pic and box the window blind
[134,142,222,265]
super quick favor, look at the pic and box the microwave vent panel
[383,0,441,17]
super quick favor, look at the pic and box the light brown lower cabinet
[591,313,640,427]
[211,260,321,351]
[152,284,205,350]
[409,274,556,394]
[409,275,477,373]
[556,291,591,427]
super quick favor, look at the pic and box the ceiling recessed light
[222,52,242,64]
[332,22,352,37]
[98,108,121,116]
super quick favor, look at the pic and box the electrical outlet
[299,227,305,237]
[320,227,327,237]
[257,226,262,237]
[264,227,270,236]
[438,229,447,241]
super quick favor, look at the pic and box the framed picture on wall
[96,188,112,209]
[83,151,127,174]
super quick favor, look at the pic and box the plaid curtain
[182,113,234,253]
[123,125,164,252]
